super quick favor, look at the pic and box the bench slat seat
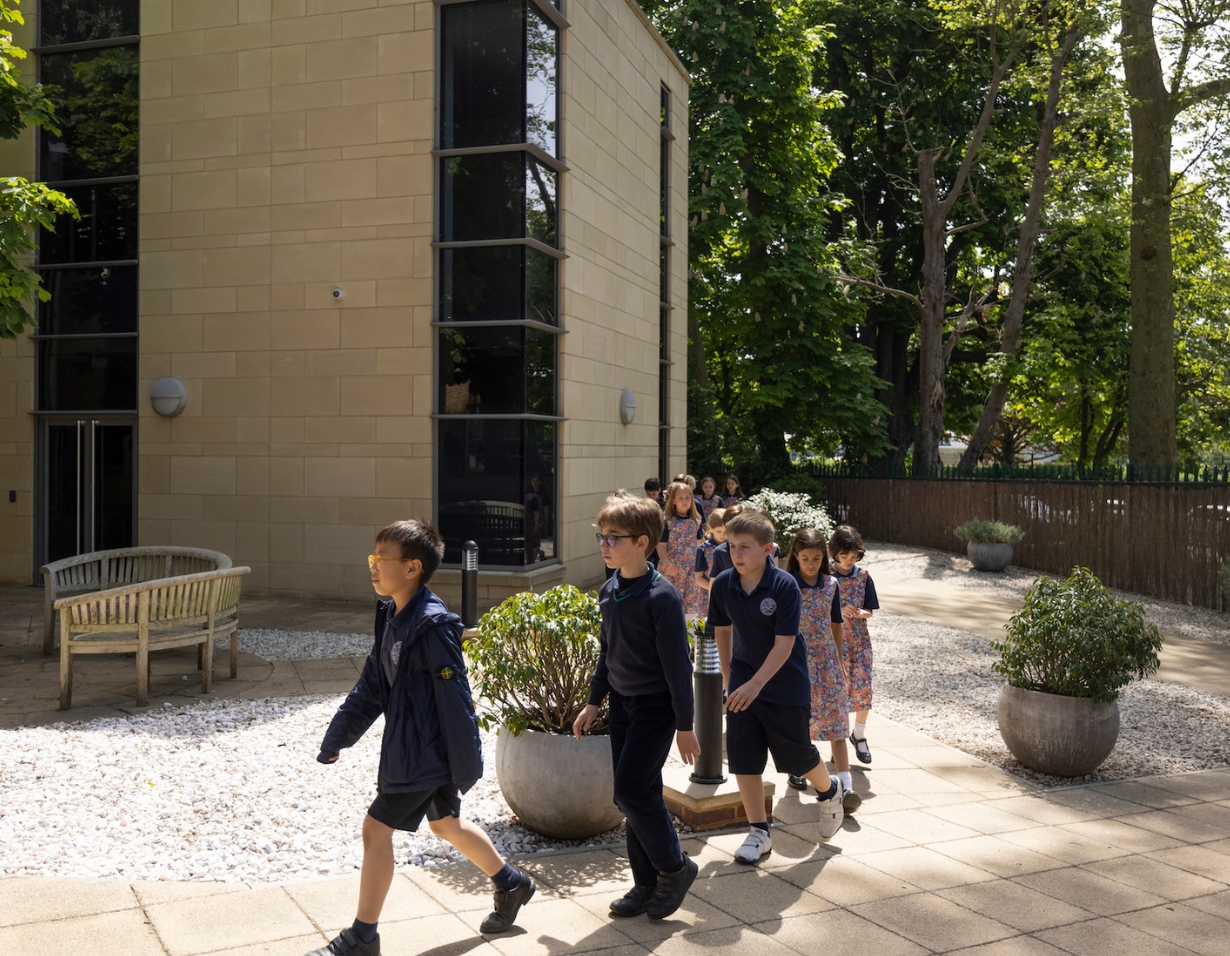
[57,566,251,710]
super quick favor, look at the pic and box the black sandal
[787,774,808,791]
[849,733,872,764]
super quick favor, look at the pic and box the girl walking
[829,525,879,765]
[723,474,745,504]
[692,508,726,613]
[697,476,724,516]
[785,529,861,812]
[656,480,705,618]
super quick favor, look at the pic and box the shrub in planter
[955,519,1024,571]
[744,489,834,555]
[464,585,622,838]
[990,568,1163,775]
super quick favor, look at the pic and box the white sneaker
[734,826,772,865]
[817,776,843,839]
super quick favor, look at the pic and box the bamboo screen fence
[822,476,1230,611]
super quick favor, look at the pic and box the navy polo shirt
[588,567,695,731]
[380,586,428,688]
[707,558,808,705]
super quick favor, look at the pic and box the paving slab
[1037,916,1210,956]
[851,890,1016,952]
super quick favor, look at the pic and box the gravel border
[227,629,373,661]
[871,609,1230,788]
[864,540,1230,645]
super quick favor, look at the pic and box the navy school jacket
[319,589,483,794]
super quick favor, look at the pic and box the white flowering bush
[744,489,834,554]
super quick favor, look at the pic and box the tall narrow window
[658,85,673,485]
[33,0,140,567]
[436,0,565,568]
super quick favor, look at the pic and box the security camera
[332,287,345,299]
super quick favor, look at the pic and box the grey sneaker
[817,775,843,839]
[734,826,772,865]
[304,928,380,956]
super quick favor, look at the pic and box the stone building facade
[0,0,689,608]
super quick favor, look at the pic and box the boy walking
[309,520,534,956]
[574,491,701,919]
[708,510,844,864]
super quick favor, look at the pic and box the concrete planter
[495,726,624,839]
[996,684,1120,776]
[968,542,1014,572]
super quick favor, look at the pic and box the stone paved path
[2,717,1228,955]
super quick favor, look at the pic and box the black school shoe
[787,774,809,791]
[480,872,536,934]
[609,884,655,917]
[304,928,379,956]
[646,856,699,920]
[850,733,872,764]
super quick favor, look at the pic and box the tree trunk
[914,149,947,476]
[1120,0,1177,469]
[960,22,1081,471]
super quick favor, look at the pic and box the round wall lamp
[619,388,637,425]
[150,377,188,417]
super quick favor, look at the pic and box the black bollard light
[461,540,479,627]
[690,620,726,784]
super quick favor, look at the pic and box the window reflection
[40,47,139,181]
[38,337,137,411]
[40,0,138,46]
[440,246,556,324]
[439,327,555,416]
[440,0,526,149]
[438,420,557,566]
[38,266,138,335]
[440,153,556,245]
[39,181,137,264]
[526,7,557,156]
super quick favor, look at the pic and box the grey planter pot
[996,684,1120,776]
[968,542,1014,572]
[495,726,624,839]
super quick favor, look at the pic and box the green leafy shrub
[992,568,1163,702]
[744,488,834,555]
[954,519,1025,544]
[764,472,827,504]
[463,585,604,735]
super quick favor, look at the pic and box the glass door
[41,419,134,564]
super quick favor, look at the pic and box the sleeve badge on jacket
[437,666,456,680]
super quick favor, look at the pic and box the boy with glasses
[307,520,533,956]
[574,492,701,920]
[708,510,844,865]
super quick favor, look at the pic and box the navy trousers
[608,690,685,887]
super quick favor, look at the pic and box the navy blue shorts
[367,785,461,832]
[726,698,822,776]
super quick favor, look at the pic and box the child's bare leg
[428,814,503,876]
[830,739,850,773]
[854,708,870,724]
[735,774,768,824]
[801,760,836,792]
[357,814,396,923]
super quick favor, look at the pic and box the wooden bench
[41,547,232,656]
[56,566,251,710]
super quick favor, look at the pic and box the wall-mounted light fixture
[150,377,188,417]
[619,388,637,425]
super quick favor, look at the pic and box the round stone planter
[996,684,1120,776]
[968,542,1014,572]
[495,726,624,839]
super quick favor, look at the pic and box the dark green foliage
[463,585,605,735]
[992,568,1162,702]
[954,519,1023,544]
[762,471,827,504]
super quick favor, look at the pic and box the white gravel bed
[227,629,373,661]
[0,697,639,884]
[865,540,1230,645]
[870,610,1230,788]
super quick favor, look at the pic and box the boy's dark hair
[597,490,664,558]
[829,524,865,560]
[725,509,775,545]
[376,519,445,583]
[786,528,831,575]
[644,476,662,492]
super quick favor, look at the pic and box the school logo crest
[760,598,777,616]
[390,641,402,668]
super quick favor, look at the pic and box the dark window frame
[658,84,672,486]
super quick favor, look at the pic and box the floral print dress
[661,514,704,617]
[796,573,850,741]
[836,566,875,710]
